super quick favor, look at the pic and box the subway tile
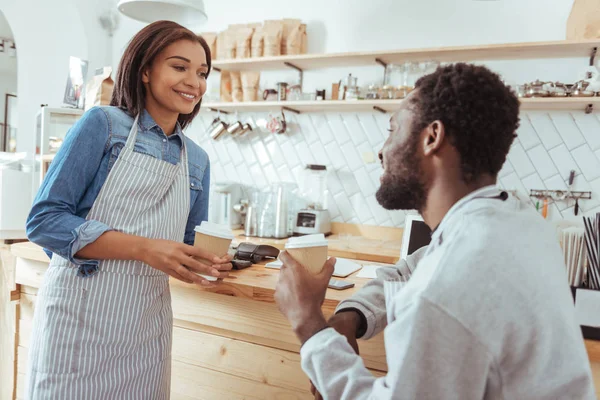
[238,139,258,165]
[528,111,562,150]
[366,196,391,225]
[498,159,514,178]
[262,163,280,184]
[544,174,568,191]
[327,114,351,145]
[224,138,245,165]
[549,112,586,151]
[341,141,364,171]
[236,163,255,186]
[390,210,407,227]
[573,113,600,151]
[333,191,355,222]
[310,114,335,145]
[548,144,581,179]
[295,114,318,144]
[327,170,345,198]
[350,193,374,224]
[521,173,545,192]
[308,140,331,166]
[326,192,341,220]
[296,142,316,166]
[252,139,271,166]
[500,172,529,201]
[572,145,600,181]
[517,114,541,150]
[249,164,267,188]
[276,165,294,184]
[570,175,600,211]
[344,114,369,146]
[507,141,536,178]
[279,141,300,169]
[337,169,361,197]
[354,167,377,197]
[527,145,558,180]
[212,139,232,165]
[358,113,385,147]
[325,141,347,169]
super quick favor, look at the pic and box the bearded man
[274,63,595,400]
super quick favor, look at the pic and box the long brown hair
[111,20,211,129]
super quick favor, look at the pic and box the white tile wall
[191,110,600,227]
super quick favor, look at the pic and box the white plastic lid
[285,234,328,249]
[194,221,234,240]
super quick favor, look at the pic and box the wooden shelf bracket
[282,106,300,115]
[208,107,231,114]
[376,58,388,84]
[284,62,303,90]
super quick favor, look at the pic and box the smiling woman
[112,20,212,132]
[24,20,232,399]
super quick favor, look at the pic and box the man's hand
[274,251,336,344]
[310,311,362,399]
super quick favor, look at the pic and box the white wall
[109,0,600,226]
[0,0,112,155]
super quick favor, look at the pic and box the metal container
[227,121,244,136]
[277,82,288,101]
[237,123,253,136]
[244,205,257,236]
[273,184,290,239]
[208,118,229,140]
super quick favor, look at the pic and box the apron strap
[123,114,189,175]
[123,115,140,153]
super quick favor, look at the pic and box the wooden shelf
[212,39,600,72]
[203,97,600,114]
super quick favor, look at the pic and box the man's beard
[375,135,428,211]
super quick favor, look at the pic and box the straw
[583,214,600,290]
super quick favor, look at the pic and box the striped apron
[26,115,190,399]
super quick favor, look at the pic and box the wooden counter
[4,239,600,399]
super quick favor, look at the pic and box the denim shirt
[26,106,210,276]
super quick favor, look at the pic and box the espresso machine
[293,164,332,236]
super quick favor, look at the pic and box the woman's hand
[139,239,233,285]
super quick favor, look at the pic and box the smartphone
[328,279,355,290]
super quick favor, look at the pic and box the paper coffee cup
[193,221,234,281]
[285,234,328,274]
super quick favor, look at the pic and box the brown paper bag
[235,27,254,59]
[567,0,600,39]
[200,32,217,60]
[84,67,114,111]
[241,71,260,102]
[219,27,238,59]
[216,31,227,60]
[230,71,243,102]
[251,27,264,58]
[263,20,283,57]
[300,24,307,54]
[220,71,232,102]
[281,19,302,55]
[285,21,303,55]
